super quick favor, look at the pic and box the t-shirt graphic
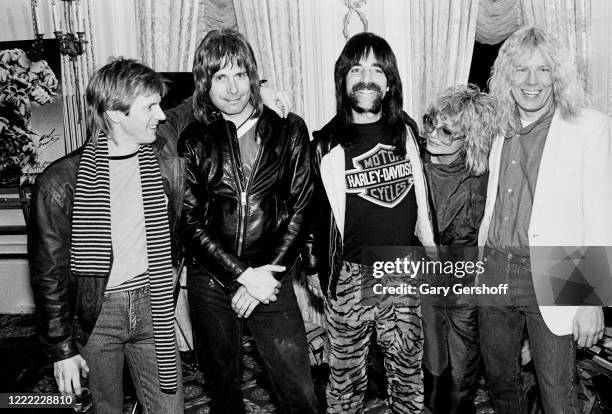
[345,143,414,208]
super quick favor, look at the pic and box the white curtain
[476,0,523,44]
[417,0,479,118]
[233,0,305,117]
[590,0,612,116]
[88,0,139,66]
[59,0,97,152]
[135,0,200,72]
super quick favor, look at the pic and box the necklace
[236,106,256,131]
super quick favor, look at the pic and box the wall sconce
[51,0,87,59]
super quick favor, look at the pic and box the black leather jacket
[27,135,184,362]
[178,107,313,290]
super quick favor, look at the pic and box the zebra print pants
[325,261,424,414]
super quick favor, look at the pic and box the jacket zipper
[225,123,246,256]
[235,129,263,257]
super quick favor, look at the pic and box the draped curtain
[196,0,239,50]
[476,0,523,44]
[233,0,305,117]
[134,0,239,71]
[590,0,612,116]
[135,0,200,71]
[58,0,97,152]
[417,0,479,118]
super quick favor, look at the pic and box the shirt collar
[512,104,556,136]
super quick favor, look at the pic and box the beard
[348,82,384,114]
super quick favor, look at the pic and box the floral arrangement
[0,48,59,185]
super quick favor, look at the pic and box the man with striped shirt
[29,59,183,413]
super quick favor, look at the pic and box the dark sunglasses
[422,115,465,145]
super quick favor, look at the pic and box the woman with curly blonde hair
[421,84,502,414]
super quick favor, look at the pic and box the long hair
[426,84,501,176]
[192,29,263,125]
[334,32,406,157]
[489,26,587,135]
[85,57,167,145]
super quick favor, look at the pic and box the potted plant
[0,48,59,186]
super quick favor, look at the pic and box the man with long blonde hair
[478,26,612,413]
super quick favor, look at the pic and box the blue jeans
[478,249,579,414]
[187,266,318,414]
[79,285,183,414]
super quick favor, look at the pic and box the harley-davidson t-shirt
[343,119,419,263]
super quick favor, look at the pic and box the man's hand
[260,86,292,118]
[54,354,89,396]
[237,265,283,304]
[231,286,260,318]
[573,306,604,348]
[306,273,324,299]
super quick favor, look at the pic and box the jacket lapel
[320,145,346,241]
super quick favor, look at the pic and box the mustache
[350,82,383,94]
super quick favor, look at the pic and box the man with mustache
[304,32,435,413]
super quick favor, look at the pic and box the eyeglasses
[422,115,465,145]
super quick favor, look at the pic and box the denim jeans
[187,266,318,414]
[78,285,183,414]
[422,302,480,414]
[478,249,579,414]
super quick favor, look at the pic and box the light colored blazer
[320,126,436,247]
[478,107,612,335]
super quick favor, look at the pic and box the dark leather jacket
[423,154,487,247]
[178,107,313,290]
[27,135,184,362]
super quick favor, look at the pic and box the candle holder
[27,33,47,61]
[54,31,87,59]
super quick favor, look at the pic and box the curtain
[590,0,612,116]
[135,0,200,72]
[476,0,523,44]
[59,0,97,152]
[196,0,239,46]
[233,0,305,117]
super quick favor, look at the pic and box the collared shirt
[486,105,555,256]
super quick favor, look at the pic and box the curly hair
[426,84,501,176]
[192,29,262,125]
[334,32,407,157]
[489,25,587,135]
[85,58,167,145]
